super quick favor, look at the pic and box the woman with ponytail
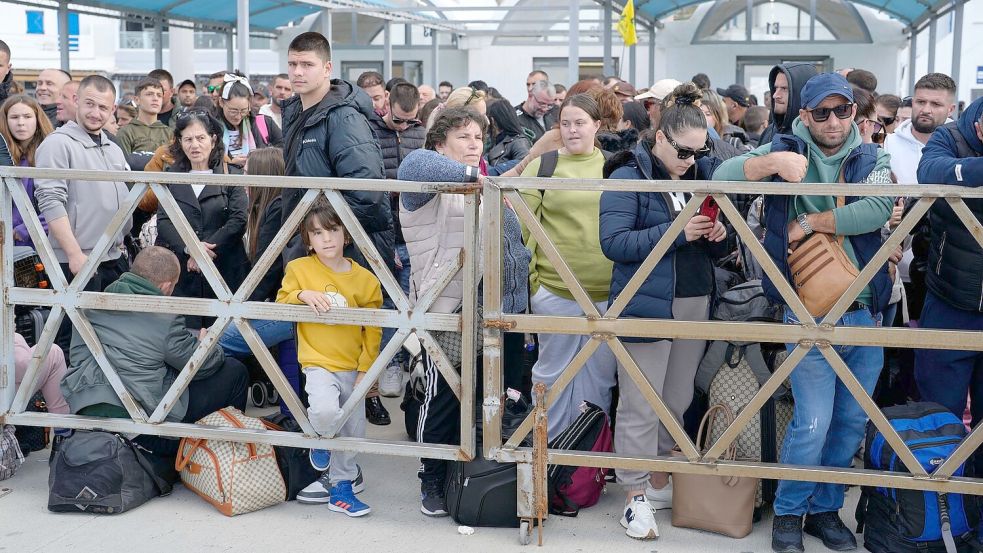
[599,82,729,540]
[217,73,283,168]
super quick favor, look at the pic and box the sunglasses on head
[808,103,854,122]
[664,131,711,160]
[465,87,482,106]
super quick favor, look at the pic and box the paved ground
[0,395,858,553]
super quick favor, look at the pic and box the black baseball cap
[716,84,751,107]
[178,79,196,89]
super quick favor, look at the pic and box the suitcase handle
[697,404,742,486]
[175,438,205,472]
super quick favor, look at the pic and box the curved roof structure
[635,0,949,27]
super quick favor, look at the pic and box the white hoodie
[884,120,926,185]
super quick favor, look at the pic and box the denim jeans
[379,243,412,366]
[219,319,295,357]
[915,291,983,474]
[774,306,884,516]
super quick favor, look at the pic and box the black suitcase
[444,393,531,528]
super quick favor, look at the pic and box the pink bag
[547,402,613,516]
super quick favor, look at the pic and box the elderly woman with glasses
[154,110,248,329]
[217,73,283,168]
[600,82,728,540]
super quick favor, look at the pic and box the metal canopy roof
[635,0,953,27]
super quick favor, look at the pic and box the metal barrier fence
[479,176,983,539]
[4,165,983,543]
[0,166,481,462]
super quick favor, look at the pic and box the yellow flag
[617,0,638,47]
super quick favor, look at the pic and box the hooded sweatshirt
[34,121,132,263]
[759,63,819,146]
[61,272,226,422]
[115,118,174,155]
[713,118,893,306]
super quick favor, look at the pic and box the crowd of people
[1,30,981,552]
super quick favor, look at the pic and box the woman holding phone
[599,82,728,540]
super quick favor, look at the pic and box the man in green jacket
[116,77,173,157]
[61,246,247,476]
[713,73,892,553]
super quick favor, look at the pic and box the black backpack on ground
[856,402,983,553]
[262,412,320,501]
[48,430,172,514]
[445,391,532,527]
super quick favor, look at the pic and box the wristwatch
[796,213,814,238]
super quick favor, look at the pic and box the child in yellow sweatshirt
[276,198,382,517]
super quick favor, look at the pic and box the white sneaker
[378,362,404,398]
[645,479,673,510]
[621,495,660,540]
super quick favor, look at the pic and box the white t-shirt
[189,169,211,198]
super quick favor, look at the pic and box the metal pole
[568,0,579,85]
[602,0,613,76]
[746,0,753,42]
[431,30,440,85]
[154,19,163,69]
[237,0,250,76]
[927,14,937,74]
[648,27,655,86]
[629,42,636,85]
[809,0,816,41]
[405,23,412,46]
[0,178,14,417]
[226,27,234,70]
[58,1,70,71]
[908,29,918,93]
[952,1,964,99]
[383,22,392,81]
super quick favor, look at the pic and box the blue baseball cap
[800,73,855,110]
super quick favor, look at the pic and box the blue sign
[977,66,983,85]
[26,10,44,34]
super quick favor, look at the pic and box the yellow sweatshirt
[276,255,383,372]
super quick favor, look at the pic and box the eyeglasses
[664,130,711,160]
[878,115,896,127]
[390,108,420,126]
[224,107,251,117]
[807,103,854,122]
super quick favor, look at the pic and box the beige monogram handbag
[176,407,286,516]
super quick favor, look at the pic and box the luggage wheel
[250,382,268,408]
[265,382,279,406]
[519,519,532,546]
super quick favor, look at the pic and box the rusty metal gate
[479,175,983,542]
[0,166,481,462]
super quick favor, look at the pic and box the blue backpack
[857,402,982,553]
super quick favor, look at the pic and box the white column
[169,26,195,83]
[431,30,440,85]
[568,0,579,85]
[908,30,918,93]
[602,0,613,76]
[226,27,235,70]
[58,1,70,71]
[952,1,964,97]
[237,0,250,75]
[383,22,392,81]
[648,27,656,86]
[927,15,937,74]
[154,19,164,69]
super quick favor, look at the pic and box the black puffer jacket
[279,79,394,274]
[597,128,640,154]
[368,115,426,245]
[0,70,13,104]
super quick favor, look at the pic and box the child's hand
[297,290,332,315]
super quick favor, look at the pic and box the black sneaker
[772,514,805,553]
[804,511,857,551]
[420,480,449,517]
[365,396,391,426]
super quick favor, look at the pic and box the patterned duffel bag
[176,407,286,516]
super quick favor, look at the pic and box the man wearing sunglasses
[715,72,894,553]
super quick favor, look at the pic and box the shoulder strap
[836,168,846,246]
[255,115,270,144]
[946,122,979,159]
[126,435,173,496]
[537,150,559,178]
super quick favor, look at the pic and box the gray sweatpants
[615,295,710,491]
[304,368,364,485]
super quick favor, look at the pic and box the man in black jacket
[279,32,393,426]
[0,40,12,105]
[515,79,557,142]
[759,62,819,146]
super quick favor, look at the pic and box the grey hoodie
[35,120,132,263]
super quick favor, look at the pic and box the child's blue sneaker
[309,448,330,471]
[328,480,371,517]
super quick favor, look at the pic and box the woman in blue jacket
[599,82,728,540]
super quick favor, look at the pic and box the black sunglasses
[878,115,896,127]
[808,103,854,122]
[664,131,711,160]
[389,105,420,126]
[464,87,482,106]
